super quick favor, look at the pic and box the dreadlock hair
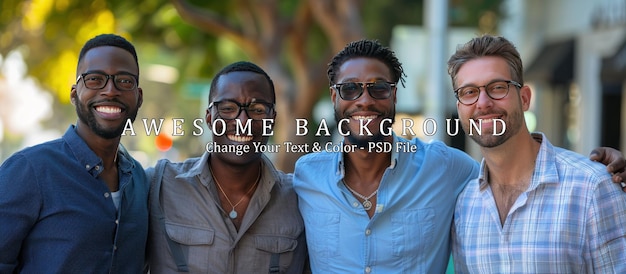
[447,34,523,90]
[78,34,139,80]
[208,61,276,104]
[327,39,406,87]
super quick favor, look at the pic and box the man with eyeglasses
[292,39,626,273]
[146,61,308,273]
[0,34,148,273]
[449,35,626,272]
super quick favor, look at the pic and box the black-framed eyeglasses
[454,80,522,105]
[331,81,396,101]
[76,72,138,91]
[208,100,275,120]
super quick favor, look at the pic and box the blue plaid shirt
[0,125,149,273]
[452,133,626,273]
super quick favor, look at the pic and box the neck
[481,131,540,187]
[209,156,262,192]
[75,123,121,169]
[343,148,389,187]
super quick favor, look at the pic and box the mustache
[344,107,384,117]
[470,110,506,120]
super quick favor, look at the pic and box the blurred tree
[168,0,366,171]
[165,0,501,171]
[0,0,501,171]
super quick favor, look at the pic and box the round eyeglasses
[77,72,138,91]
[331,81,396,101]
[454,80,522,105]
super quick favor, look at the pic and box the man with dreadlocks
[293,38,476,273]
[293,39,626,273]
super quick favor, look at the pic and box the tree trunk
[170,0,365,172]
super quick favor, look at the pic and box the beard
[464,106,524,148]
[334,105,395,148]
[75,97,138,139]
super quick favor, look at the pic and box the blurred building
[392,0,626,160]
[501,0,626,155]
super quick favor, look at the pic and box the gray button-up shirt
[147,153,307,273]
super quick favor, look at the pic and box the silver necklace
[342,180,377,210]
[209,164,260,219]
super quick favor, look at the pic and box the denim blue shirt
[293,135,479,273]
[0,125,149,273]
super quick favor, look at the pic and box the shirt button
[365,266,371,273]
[104,192,110,198]
[115,219,119,225]
[113,245,117,250]
[365,229,371,236]
[95,165,100,171]
[85,164,90,169]
[352,202,360,207]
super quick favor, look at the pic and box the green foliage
[0,0,504,162]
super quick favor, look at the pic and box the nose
[237,107,251,120]
[474,87,493,109]
[100,78,122,96]
[355,86,375,106]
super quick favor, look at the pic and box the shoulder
[296,150,336,165]
[1,139,65,167]
[553,147,612,183]
[157,156,203,173]
[414,137,477,165]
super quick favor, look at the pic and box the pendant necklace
[342,180,377,211]
[210,164,261,219]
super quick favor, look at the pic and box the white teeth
[352,115,377,121]
[96,106,121,114]
[227,134,253,142]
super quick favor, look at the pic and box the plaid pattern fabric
[452,133,626,273]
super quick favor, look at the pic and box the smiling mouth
[351,115,378,121]
[95,106,122,114]
[227,134,253,142]
[473,116,502,124]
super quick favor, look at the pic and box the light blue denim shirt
[294,135,479,273]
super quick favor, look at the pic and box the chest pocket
[391,208,435,256]
[166,222,215,245]
[254,235,298,273]
[165,222,215,271]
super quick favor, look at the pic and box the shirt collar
[528,132,560,189]
[178,152,281,189]
[62,125,135,177]
[335,133,401,177]
[477,132,559,191]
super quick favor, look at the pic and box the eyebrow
[82,70,137,76]
[457,78,510,87]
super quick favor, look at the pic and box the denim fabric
[294,135,479,273]
[0,125,148,273]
